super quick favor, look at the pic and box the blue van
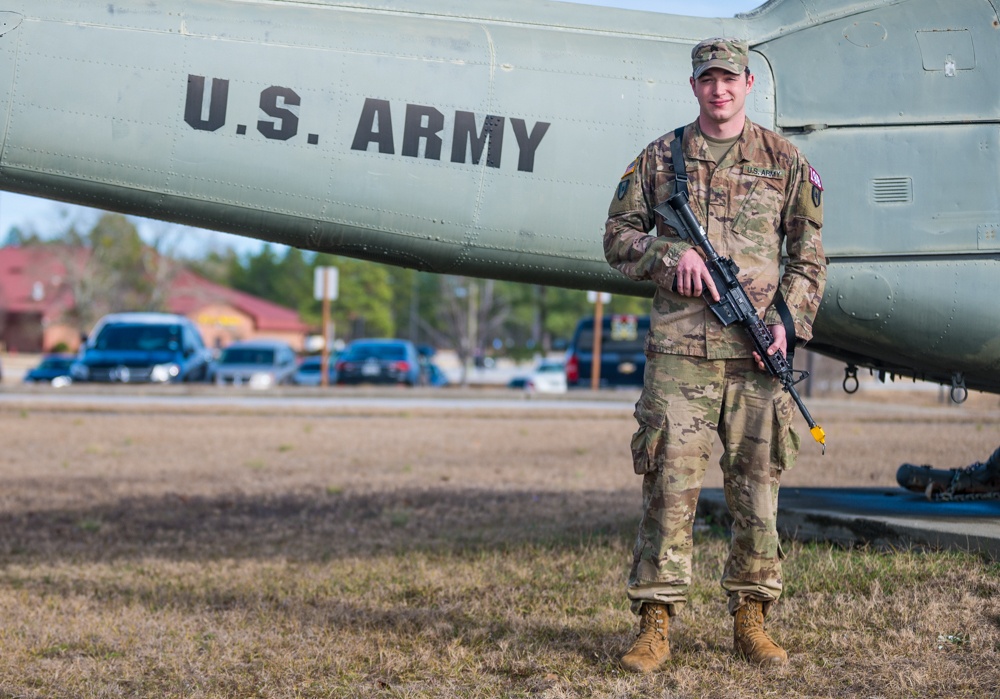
[565,314,649,388]
[70,312,212,383]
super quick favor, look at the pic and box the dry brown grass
[0,389,997,697]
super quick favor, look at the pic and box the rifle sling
[670,127,687,199]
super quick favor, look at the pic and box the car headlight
[70,362,88,380]
[150,363,181,383]
[248,372,274,390]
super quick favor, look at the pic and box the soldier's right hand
[674,248,720,302]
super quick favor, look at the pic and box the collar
[683,119,758,165]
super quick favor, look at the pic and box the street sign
[313,267,339,301]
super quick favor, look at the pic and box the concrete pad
[697,487,1000,559]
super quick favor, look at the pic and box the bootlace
[738,604,780,649]
[638,606,667,642]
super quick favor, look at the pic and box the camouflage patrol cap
[691,37,749,78]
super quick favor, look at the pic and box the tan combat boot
[733,599,788,666]
[620,603,670,673]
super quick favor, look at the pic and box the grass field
[0,391,997,697]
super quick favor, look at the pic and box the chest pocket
[730,174,786,250]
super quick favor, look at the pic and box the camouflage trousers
[627,353,800,617]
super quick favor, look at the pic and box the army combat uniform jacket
[604,119,826,359]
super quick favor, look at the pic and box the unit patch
[808,166,824,190]
[809,166,823,207]
[743,165,784,179]
[617,178,630,200]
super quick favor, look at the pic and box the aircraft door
[0,13,20,164]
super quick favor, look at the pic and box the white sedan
[507,359,568,394]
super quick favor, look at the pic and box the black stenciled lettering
[452,112,504,168]
[351,98,394,153]
[402,104,444,160]
[258,86,300,141]
[510,119,550,173]
[184,75,229,132]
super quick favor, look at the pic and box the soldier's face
[690,68,754,129]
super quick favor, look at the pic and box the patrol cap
[691,37,749,78]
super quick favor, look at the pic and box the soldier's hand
[675,248,720,302]
[753,323,788,371]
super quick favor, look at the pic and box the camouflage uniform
[605,119,826,616]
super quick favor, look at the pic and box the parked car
[565,314,648,388]
[70,312,212,383]
[416,345,448,387]
[422,362,450,387]
[508,358,568,393]
[335,338,423,386]
[23,354,76,385]
[209,339,298,388]
[291,354,338,386]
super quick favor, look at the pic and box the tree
[1,225,44,248]
[313,253,395,341]
[414,276,512,384]
[53,213,177,333]
[184,236,650,363]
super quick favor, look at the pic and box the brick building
[0,246,310,353]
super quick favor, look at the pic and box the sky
[0,0,763,258]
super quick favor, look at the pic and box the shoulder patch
[743,165,784,179]
[616,178,630,201]
[809,166,824,191]
[620,158,638,180]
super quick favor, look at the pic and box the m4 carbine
[654,191,826,453]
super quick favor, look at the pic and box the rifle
[654,191,826,453]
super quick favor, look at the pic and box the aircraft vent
[871,177,912,204]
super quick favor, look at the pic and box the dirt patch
[0,388,997,520]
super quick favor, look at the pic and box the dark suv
[70,312,212,383]
[565,314,649,388]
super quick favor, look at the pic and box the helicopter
[0,1,995,431]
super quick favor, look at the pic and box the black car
[565,314,648,388]
[335,338,423,386]
[23,354,76,384]
[70,312,212,383]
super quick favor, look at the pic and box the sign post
[313,267,339,386]
[587,291,611,390]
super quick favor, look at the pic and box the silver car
[209,339,298,388]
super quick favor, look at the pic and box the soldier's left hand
[753,323,787,371]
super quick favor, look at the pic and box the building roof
[0,245,79,318]
[169,268,309,333]
[0,245,309,333]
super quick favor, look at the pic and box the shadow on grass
[0,487,660,564]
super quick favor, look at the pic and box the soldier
[604,38,827,672]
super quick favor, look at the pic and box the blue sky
[0,0,763,257]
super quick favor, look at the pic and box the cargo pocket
[630,400,669,475]
[770,392,801,471]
